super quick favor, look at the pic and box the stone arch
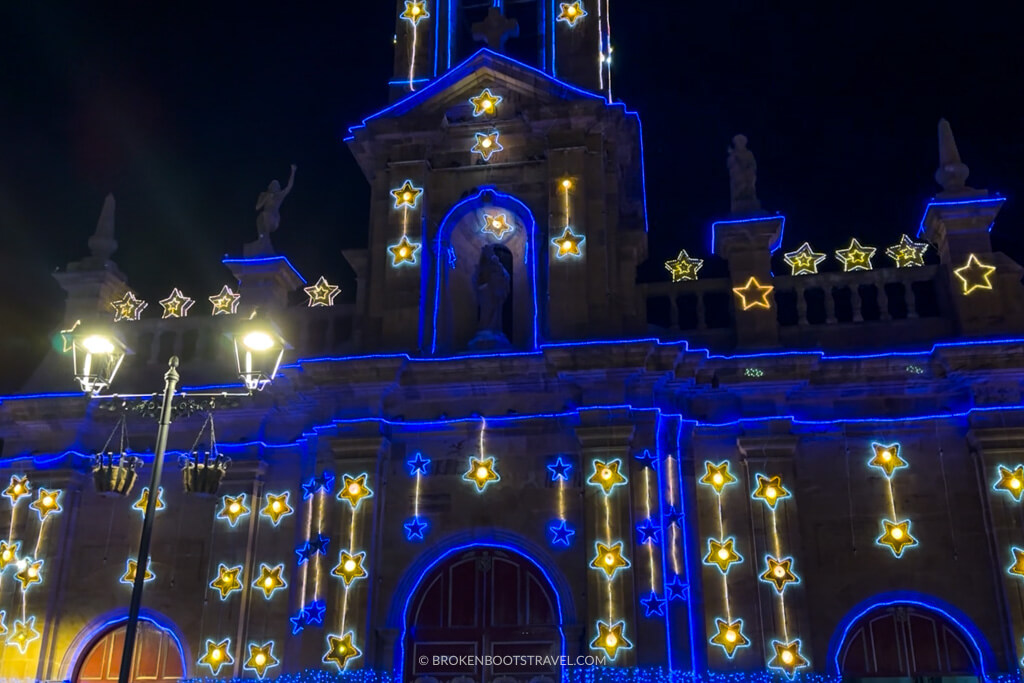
[59,609,191,682]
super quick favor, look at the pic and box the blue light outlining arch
[430,187,541,353]
[826,590,996,677]
[60,608,191,680]
[388,530,574,680]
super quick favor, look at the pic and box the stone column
[712,216,784,348]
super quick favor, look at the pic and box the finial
[471,7,519,51]
[935,118,971,194]
[87,193,118,262]
[727,134,761,214]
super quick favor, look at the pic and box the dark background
[2,1,1022,390]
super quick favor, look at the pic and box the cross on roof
[472,7,520,51]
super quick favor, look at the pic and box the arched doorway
[405,546,561,682]
[75,620,185,682]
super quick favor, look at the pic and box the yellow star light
[1009,547,1024,578]
[886,234,929,268]
[783,242,826,275]
[29,488,62,521]
[132,487,166,516]
[471,131,503,161]
[121,559,155,585]
[323,631,362,670]
[868,442,908,478]
[260,492,293,525]
[332,551,367,586]
[709,618,750,658]
[954,253,997,294]
[732,276,774,310]
[159,288,194,318]
[463,457,500,492]
[217,493,250,527]
[252,563,287,599]
[995,465,1024,502]
[768,639,809,677]
[590,542,630,578]
[3,475,30,504]
[699,460,737,495]
[664,250,704,282]
[481,213,515,240]
[338,474,374,508]
[835,238,876,272]
[587,459,627,495]
[6,616,39,655]
[243,641,279,679]
[15,559,43,592]
[198,638,234,675]
[557,1,588,26]
[761,556,798,593]
[390,180,423,209]
[704,537,742,573]
[209,285,241,315]
[111,291,148,322]
[400,0,430,26]
[469,88,503,117]
[877,519,917,557]
[590,620,631,660]
[304,276,341,307]
[210,563,244,599]
[751,474,790,509]
[552,226,585,259]
[388,235,422,267]
[0,540,20,570]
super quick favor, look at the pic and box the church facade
[2,1,1024,682]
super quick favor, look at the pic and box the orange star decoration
[551,227,585,259]
[835,238,876,272]
[481,213,515,240]
[751,474,790,509]
[0,540,20,570]
[304,276,340,307]
[400,0,430,26]
[15,559,44,592]
[664,250,704,282]
[587,459,627,495]
[260,492,293,525]
[111,291,148,322]
[590,620,631,660]
[338,474,374,508]
[6,616,40,654]
[557,1,588,27]
[885,234,929,268]
[159,288,194,318]
[198,638,234,675]
[590,542,630,578]
[768,639,809,677]
[323,632,362,670]
[209,285,241,315]
[994,465,1024,502]
[3,475,30,504]
[868,442,908,478]
[243,641,279,679]
[699,460,737,494]
[877,519,917,557]
[390,179,423,209]
[121,559,155,585]
[29,488,62,521]
[954,253,996,294]
[332,551,367,586]
[210,563,244,599]
[1008,547,1024,578]
[732,276,774,310]
[704,538,742,573]
[469,88,503,117]
[709,618,750,658]
[132,487,166,516]
[463,457,500,492]
[761,556,799,593]
[471,131,503,161]
[388,235,422,267]
[252,563,287,599]
[217,493,251,527]
[783,242,826,275]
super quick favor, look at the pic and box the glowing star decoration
[995,465,1024,502]
[3,475,30,504]
[15,559,43,592]
[390,180,423,209]
[704,538,742,574]
[665,574,688,601]
[323,632,362,670]
[304,276,340,307]
[732,277,774,311]
[404,516,428,541]
[835,238,877,272]
[408,452,431,475]
[132,487,165,516]
[751,474,790,509]
[29,488,62,521]
[877,519,918,557]
[210,563,244,599]
[551,227,585,259]
[243,641,280,679]
[590,620,631,660]
[760,556,799,593]
[198,638,234,675]
[331,551,367,586]
[783,242,827,276]
[699,460,737,495]
[664,250,704,282]
[548,456,571,481]
[769,639,809,677]
[886,234,929,268]
[710,618,750,658]
[0,540,19,570]
[469,88,503,117]
[954,254,997,294]
[463,456,500,492]
[549,520,575,546]
[158,288,194,318]
[388,235,422,267]
[400,0,429,26]
[640,592,666,618]
[209,285,241,315]
[120,559,155,585]
[471,131,503,161]
[1009,547,1024,578]
[6,616,39,655]
[868,442,908,478]
[338,474,373,509]
[587,459,627,495]
[481,213,515,240]
[590,542,630,578]
[260,492,293,525]
[111,291,147,322]
[557,1,588,26]
[252,563,287,599]
[217,493,250,527]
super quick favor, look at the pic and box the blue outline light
[549,520,575,546]
[61,608,189,677]
[221,256,307,285]
[917,196,1006,237]
[640,591,666,618]
[710,214,785,255]
[404,516,429,541]
[654,415,675,671]
[407,452,431,476]
[636,518,661,545]
[665,574,688,601]
[548,456,572,481]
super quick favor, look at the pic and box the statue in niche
[246,164,297,255]
[471,244,511,345]
[727,135,761,214]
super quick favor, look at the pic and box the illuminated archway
[62,610,189,682]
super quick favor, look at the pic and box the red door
[76,621,185,683]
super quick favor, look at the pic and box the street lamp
[66,319,287,683]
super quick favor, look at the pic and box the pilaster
[222,256,305,314]
[712,215,784,348]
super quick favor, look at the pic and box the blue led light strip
[221,256,307,285]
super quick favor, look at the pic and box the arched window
[75,621,185,683]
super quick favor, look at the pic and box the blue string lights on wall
[548,456,575,547]
[405,452,430,542]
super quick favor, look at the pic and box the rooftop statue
[249,164,297,255]
[728,134,762,214]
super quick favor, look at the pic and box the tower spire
[87,193,118,264]
[934,118,972,195]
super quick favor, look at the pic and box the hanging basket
[92,452,142,496]
[180,450,230,496]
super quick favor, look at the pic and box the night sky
[2,1,1022,390]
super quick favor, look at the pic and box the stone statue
[727,134,761,214]
[472,244,510,337]
[251,164,297,254]
[935,118,972,194]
